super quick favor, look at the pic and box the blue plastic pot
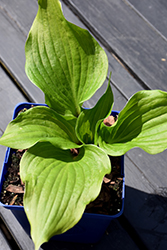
[0,102,125,244]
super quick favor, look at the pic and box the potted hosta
[0,0,167,249]
[0,102,125,245]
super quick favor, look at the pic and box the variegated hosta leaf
[76,81,114,144]
[25,0,108,116]
[0,106,80,149]
[20,143,111,250]
[98,90,167,155]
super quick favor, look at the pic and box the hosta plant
[1,0,167,249]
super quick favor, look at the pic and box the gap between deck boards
[0,215,21,250]
[0,60,33,103]
[62,0,151,91]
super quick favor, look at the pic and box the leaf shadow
[41,185,167,250]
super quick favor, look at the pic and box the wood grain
[125,156,167,250]
[64,0,167,92]
[127,0,167,40]
[0,0,167,249]
[0,1,44,103]
[0,228,11,250]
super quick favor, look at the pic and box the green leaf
[76,80,114,144]
[20,143,111,250]
[25,0,108,116]
[98,90,167,155]
[0,106,80,149]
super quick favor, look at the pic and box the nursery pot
[0,102,125,244]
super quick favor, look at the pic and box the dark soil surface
[85,156,123,215]
[0,150,123,215]
[1,150,25,206]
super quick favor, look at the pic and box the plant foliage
[1,0,167,249]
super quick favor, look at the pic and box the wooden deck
[0,0,167,249]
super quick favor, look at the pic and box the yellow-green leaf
[99,90,167,155]
[25,0,108,116]
[20,143,111,250]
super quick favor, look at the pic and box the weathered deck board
[0,66,27,131]
[64,0,167,92]
[0,229,11,250]
[128,0,167,39]
[0,0,38,36]
[0,0,167,250]
[0,65,28,164]
[124,156,167,250]
[0,207,37,250]
[0,1,44,103]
